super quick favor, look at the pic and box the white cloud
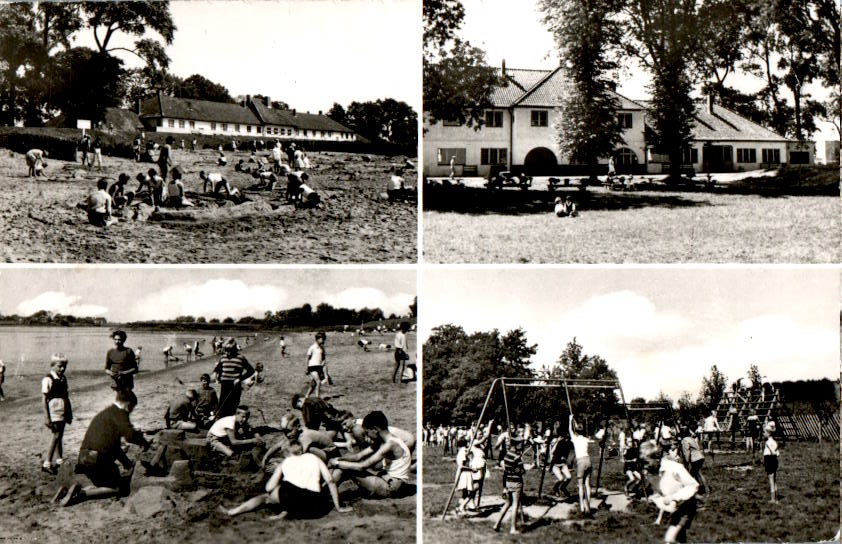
[127,279,288,321]
[17,291,107,317]
[323,288,414,317]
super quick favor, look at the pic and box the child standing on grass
[763,422,779,503]
[42,354,72,474]
[493,433,524,534]
[569,414,592,516]
[454,438,475,513]
[305,331,330,398]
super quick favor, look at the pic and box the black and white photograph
[422,0,840,263]
[421,268,839,542]
[0,267,417,541]
[0,1,419,263]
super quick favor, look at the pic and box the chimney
[292,109,296,116]
[245,94,251,108]
[502,58,506,78]
[707,93,714,115]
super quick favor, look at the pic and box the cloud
[323,287,414,317]
[16,291,107,317]
[127,279,288,321]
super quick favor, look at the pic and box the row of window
[450,111,635,129]
[162,119,351,139]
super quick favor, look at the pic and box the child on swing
[493,430,525,534]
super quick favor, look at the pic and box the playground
[422,377,839,543]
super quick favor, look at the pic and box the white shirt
[394,331,407,351]
[206,172,223,184]
[306,342,324,368]
[704,415,721,432]
[384,436,412,481]
[281,452,325,492]
[208,415,237,438]
[571,433,589,459]
[658,458,699,503]
[388,175,404,191]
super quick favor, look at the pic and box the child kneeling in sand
[87,178,116,227]
[219,442,351,520]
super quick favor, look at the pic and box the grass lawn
[423,188,838,263]
[422,441,839,543]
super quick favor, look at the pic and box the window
[167,119,174,128]
[480,148,508,165]
[789,151,809,164]
[683,147,698,164]
[211,122,217,130]
[437,148,466,165]
[178,119,185,128]
[736,148,757,163]
[442,118,461,126]
[485,110,503,128]
[761,148,780,164]
[257,126,262,134]
[222,123,228,131]
[531,110,548,127]
[274,128,279,135]
[304,130,308,136]
[247,125,252,133]
[618,113,633,129]
[189,121,195,129]
[616,147,639,166]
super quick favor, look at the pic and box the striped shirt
[502,450,524,484]
[216,355,254,382]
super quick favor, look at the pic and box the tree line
[424,0,840,181]
[422,325,839,429]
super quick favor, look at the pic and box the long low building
[138,91,356,142]
[423,63,811,177]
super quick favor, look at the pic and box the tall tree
[540,0,625,181]
[51,47,125,123]
[173,74,234,103]
[423,0,498,128]
[82,1,175,57]
[694,0,750,89]
[624,0,699,182]
[0,5,45,125]
[326,102,347,126]
[699,364,727,411]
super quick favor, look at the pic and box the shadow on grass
[423,185,712,216]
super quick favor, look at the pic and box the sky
[70,0,421,114]
[422,268,839,402]
[459,0,837,153]
[0,268,415,323]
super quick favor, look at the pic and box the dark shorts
[76,450,123,490]
[110,374,134,390]
[277,481,330,519]
[669,497,697,532]
[689,458,704,477]
[50,421,66,434]
[307,366,325,381]
[88,210,108,227]
[764,455,778,475]
[394,349,409,363]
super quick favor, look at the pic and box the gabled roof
[690,102,788,142]
[285,110,354,133]
[489,66,646,111]
[140,94,261,125]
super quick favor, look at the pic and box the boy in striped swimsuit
[493,431,524,534]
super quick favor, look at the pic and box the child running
[569,414,592,516]
[763,422,779,503]
[640,440,699,543]
[42,354,72,474]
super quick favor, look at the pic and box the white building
[423,63,808,177]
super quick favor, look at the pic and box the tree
[0,5,46,126]
[82,2,175,57]
[624,0,698,181]
[344,99,418,148]
[540,0,625,181]
[51,47,126,124]
[699,364,727,412]
[175,74,234,103]
[423,0,499,128]
[409,296,417,319]
[694,0,750,89]
[747,364,762,388]
[326,102,347,126]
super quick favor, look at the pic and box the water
[0,326,252,376]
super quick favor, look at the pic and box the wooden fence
[790,412,840,441]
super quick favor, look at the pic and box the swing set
[441,376,642,519]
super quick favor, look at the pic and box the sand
[0,149,417,263]
[0,330,417,543]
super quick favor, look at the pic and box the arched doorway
[523,147,558,175]
[613,147,639,173]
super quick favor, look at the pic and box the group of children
[442,410,782,539]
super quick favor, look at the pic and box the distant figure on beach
[191,138,197,152]
[0,359,6,401]
[449,156,456,178]
[218,151,227,166]
[608,156,616,177]
[162,345,174,368]
[180,139,185,151]
[79,134,91,166]
[105,330,138,391]
[26,149,48,177]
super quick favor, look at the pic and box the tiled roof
[491,68,552,107]
[691,102,788,142]
[286,110,354,133]
[512,67,645,110]
[141,95,261,125]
